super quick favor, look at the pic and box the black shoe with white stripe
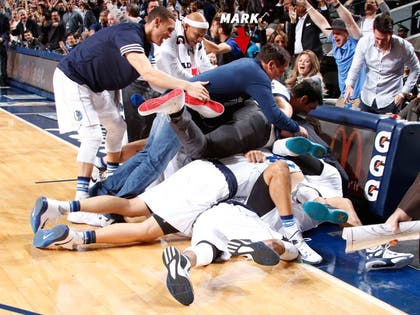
[227,239,280,266]
[162,246,193,306]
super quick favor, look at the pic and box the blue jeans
[90,114,180,198]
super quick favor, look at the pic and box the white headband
[183,16,209,29]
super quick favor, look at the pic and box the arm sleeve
[248,82,299,133]
[345,36,366,87]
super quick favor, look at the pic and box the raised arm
[126,52,210,101]
[326,0,361,39]
[298,0,332,38]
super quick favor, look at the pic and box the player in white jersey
[155,12,213,80]
[30,138,335,260]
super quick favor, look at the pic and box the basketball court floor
[0,84,419,314]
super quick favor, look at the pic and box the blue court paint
[0,303,41,315]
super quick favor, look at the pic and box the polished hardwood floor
[0,108,407,315]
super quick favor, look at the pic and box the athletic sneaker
[294,239,323,265]
[272,136,327,159]
[283,229,323,265]
[227,239,280,266]
[365,245,414,271]
[162,246,194,306]
[30,196,63,233]
[138,89,185,116]
[67,212,118,227]
[184,93,225,118]
[33,224,78,250]
[303,201,348,225]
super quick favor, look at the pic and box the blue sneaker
[227,239,280,266]
[286,136,327,159]
[303,201,348,224]
[162,246,194,306]
[30,196,61,233]
[33,224,76,250]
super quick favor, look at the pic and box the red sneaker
[184,93,224,118]
[138,89,185,116]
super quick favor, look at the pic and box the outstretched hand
[186,81,210,102]
[245,150,266,163]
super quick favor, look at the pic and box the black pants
[171,99,272,161]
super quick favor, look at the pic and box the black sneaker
[162,246,193,306]
[227,239,280,266]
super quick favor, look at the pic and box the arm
[378,0,391,16]
[344,37,366,101]
[326,0,361,39]
[203,37,232,54]
[126,52,210,101]
[298,0,331,38]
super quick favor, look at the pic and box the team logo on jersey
[74,110,83,121]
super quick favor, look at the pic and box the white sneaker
[67,212,116,227]
[365,245,414,271]
[294,239,323,265]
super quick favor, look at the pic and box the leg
[263,162,322,264]
[30,195,151,233]
[203,100,271,158]
[92,115,180,198]
[33,216,165,249]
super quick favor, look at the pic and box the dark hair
[212,13,233,36]
[256,43,291,68]
[292,78,323,105]
[147,6,176,23]
[373,14,393,34]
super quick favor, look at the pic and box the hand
[295,125,308,138]
[394,93,405,107]
[186,81,210,101]
[245,150,266,163]
[289,6,297,23]
[385,208,412,234]
[343,85,353,104]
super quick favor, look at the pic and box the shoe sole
[33,224,70,248]
[227,239,280,266]
[286,137,327,159]
[162,246,194,306]
[138,89,184,116]
[30,196,48,233]
[185,93,224,118]
[366,256,414,271]
[303,201,348,225]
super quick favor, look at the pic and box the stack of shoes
[365,244,414,271]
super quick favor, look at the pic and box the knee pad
[103,117,126,153]
[77,125,103,163]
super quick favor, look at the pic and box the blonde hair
[285,50,321,89]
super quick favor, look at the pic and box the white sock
[185,242,215,267]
